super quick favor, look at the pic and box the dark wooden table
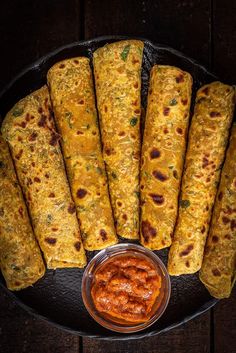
[0,1,235,352]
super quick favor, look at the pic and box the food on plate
[168,81,235,275]
[199,124,236,298]
[140,65,192,250]
[91,254,162,323]
[47,57,117,250]
[1,86,87,269]
[93,40,144,239]
[0,135,45,290]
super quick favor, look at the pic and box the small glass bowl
[82,243,171,333]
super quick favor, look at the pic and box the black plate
[0,36,218,340]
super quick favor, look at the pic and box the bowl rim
[81,243,171,333]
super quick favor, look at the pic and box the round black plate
[0,36,218,340]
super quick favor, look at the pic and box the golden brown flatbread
[168,81,235,275]
[1,86,87,269]
[47,57,117,250]
[199,124,236,298]
[140,65,192,249]
[0,135,45,290]
[93,40,144,239]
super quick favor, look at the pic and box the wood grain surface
[0,1,235,352]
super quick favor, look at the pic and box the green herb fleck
[96,167,103,175]
[226,186,233,195]
[81,231,88,240]
[169,98,177,106]
[11,264,21,271]
[12,107,24,117]
[46,214,53,224]
[143,171,151,180]
[111,172,117,179]
[6,225,14,232]
[86,165,91,171]
[34,95,40,102]
[121,45,131,61]
[135,191,140,198]
[39,149,48,159]
[138,47,143,55]
[55,201,65,210]
[66,68,75,75]
[168,165,174,169]
[77,205,86,212]
[180,199,190,208]
[87,124,90,129]
[130,117,138,126]
[65,112,72,128]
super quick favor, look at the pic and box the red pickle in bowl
[91,254,162,323]
[82,244,171,333]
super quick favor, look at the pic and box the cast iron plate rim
[0,34,217,98]
[0,35,218,340]
[1,281,217,341]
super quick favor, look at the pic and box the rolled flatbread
[93,40,144,239]
[199,124,236,298]
[168,81,235,275]
[0,135,45,290]
[47,57,117,250]
[140,65,192,249]
[2,86,87,269]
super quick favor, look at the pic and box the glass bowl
[82,243,171,333]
